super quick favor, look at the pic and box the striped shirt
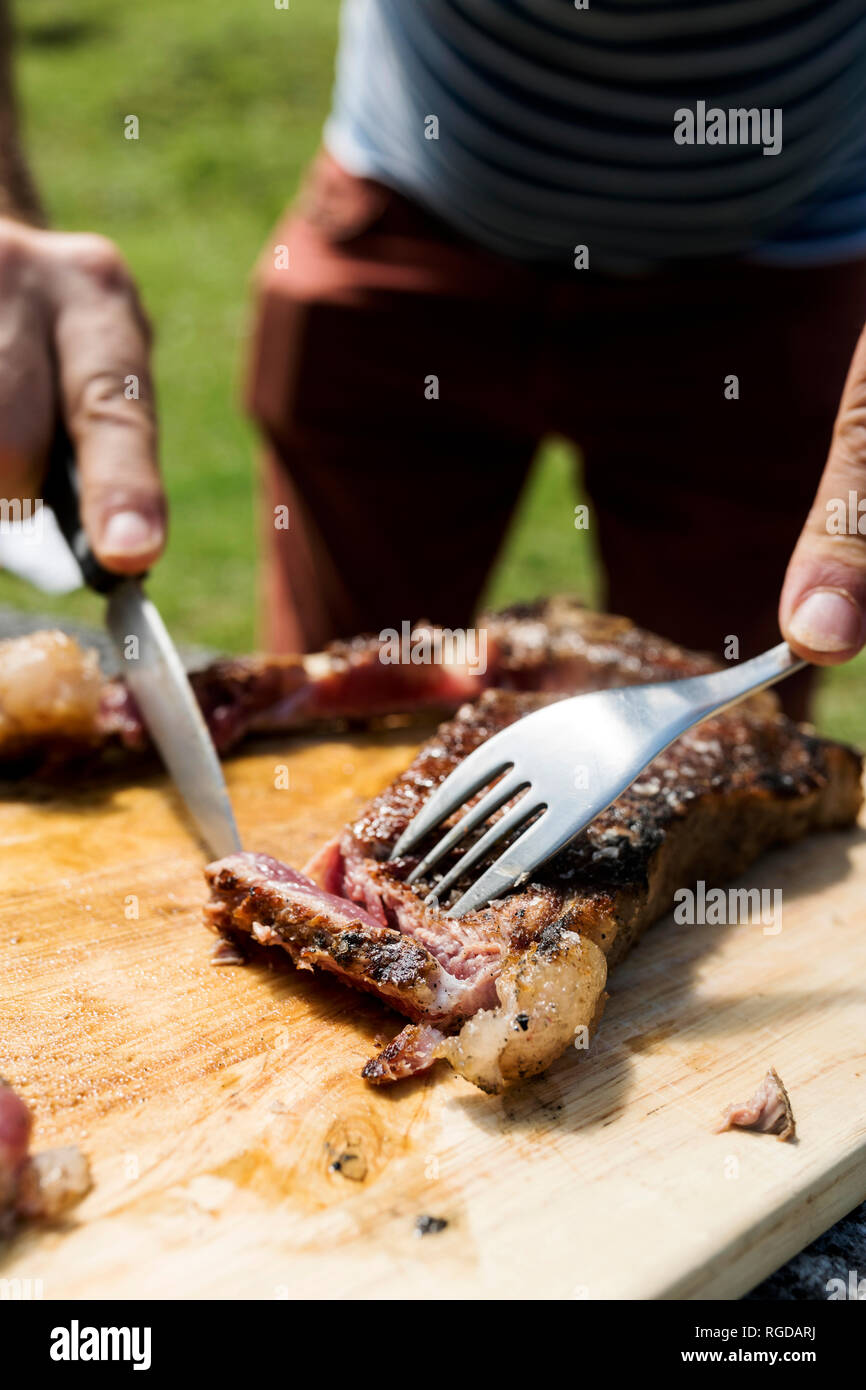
[324,0,866,272]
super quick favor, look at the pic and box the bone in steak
[205,623,863,1092]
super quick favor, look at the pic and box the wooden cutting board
[1,725,864,1301]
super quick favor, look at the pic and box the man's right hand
[0,217,165,572]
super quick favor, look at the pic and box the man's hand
[0,217,165,573]
[780,324,866,664]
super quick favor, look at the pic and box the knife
[44,422,242,860]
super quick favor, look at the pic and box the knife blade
[106,579,241,859]
[43,422,242,859]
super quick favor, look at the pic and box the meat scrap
[0,1078,91,1230]
[716,1069,797,1142]
[205,615,863,1093]
[209,934,247,966]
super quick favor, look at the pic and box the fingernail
[101,510,160,557]
[788,589,863,653]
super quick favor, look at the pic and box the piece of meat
[0,598,729,770]
[209,934,248,966]
[114,598,683,755]
[483,597,719,692]
[716,1068,797,1142]
[0,631,103,763]
[205,656,862,1091]
[206,851,609,1093]
[362,928,609,1092]
[0,622,488,766]
[102,628,486,755]
[14,1148,93,1221]
[204,853,486,1020]
[0,1078,91,1230]
[0,1077,31,1213]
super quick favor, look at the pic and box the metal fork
[392,642,805,919]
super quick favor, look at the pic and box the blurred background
[4,0,864,741]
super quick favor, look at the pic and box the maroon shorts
[246,151,866,717]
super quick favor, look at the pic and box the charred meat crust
[483,598,719,691]
[204,857,446,1018]
[361,1024,445,1084]
[348,688,858,876]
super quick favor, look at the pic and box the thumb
[779,324,866,665]
[50,235,166,573]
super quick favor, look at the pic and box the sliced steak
[204,853,489,1020]
[0,623,485,767]
[111,598,716,755]
[0,597,722,769]
[206,673,863,1092]
[103,630,486,755]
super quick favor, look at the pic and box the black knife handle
[43,420,146,595]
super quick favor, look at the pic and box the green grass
[3,0,864,744]
[6,0,342,652]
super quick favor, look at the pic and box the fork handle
[670,642,807,726]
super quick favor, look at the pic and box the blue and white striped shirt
[325,0,866,272]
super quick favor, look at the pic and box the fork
[392,642,806,919]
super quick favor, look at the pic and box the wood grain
[1,725,864,1300]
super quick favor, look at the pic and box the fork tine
[391,752,515,858]
[425,795,542,905]
[405,771,527,885]
[446,813,552,918]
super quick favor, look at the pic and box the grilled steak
[481,596,718,691]
[101,632,486,755]
[0,624,483,768]
[205,634,863,1092]
[0,599,718,770]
